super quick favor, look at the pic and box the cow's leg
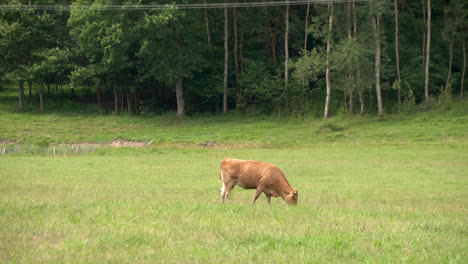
[265,194,272,205]
[223,182,236,203]
[220,183,226,203]
[252,187,264,204]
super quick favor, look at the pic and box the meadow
[0,91,467,263]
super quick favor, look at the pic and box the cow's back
[220,159,282,189]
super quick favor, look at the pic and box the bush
[400,85,416,113]
[436,85,453,111]
[34,139,50,148]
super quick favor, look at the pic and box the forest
[0,0,466,118]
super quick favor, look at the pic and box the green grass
[1,146,466,263]
[0,88,467,262]
[0,90,467,147]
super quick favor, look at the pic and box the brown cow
[219,158,298,205]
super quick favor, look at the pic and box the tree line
[0,0,466,118]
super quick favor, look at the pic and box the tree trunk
[239,26,245,105]
[359,90,364,116]
[28,80,32,101]
[304,2,310,51]
[443,1,452,94]
[134,91,138,114]
[203,0,211,45]
[347,1,354,114]
[39,82,44,113]
[152,86,157,107]
[121,90,124,112]
[373,15,384,117]
[324,3,333,119]
[96,87,101,109]
[223,7,229,113]
[422,0,426,68]
[394,0,402,105]
[114,80,118,113]
[353,0,364,116]
[301,2,311,107]
[343,92,348,114]
[233,7,241,108]
[28,81,32,101]
[445,40,453,92]
[18,80,24,110]
[263,9,277,68]
[234,8,239,83]
[176,78,186,117]
[127,92,131,113]
[368,85,373,111]
[424,0,431,103]
[271,26,278,68]
[47,83,50,96]
[461,39,466,100]
[284,3,290,110]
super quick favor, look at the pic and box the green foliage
[33,138,50,148]
[238,60,284,113]
[0,1,56,81]
[68,0,136,92]
[399,81,416,113]
[437,85,453,111]
[291,48,323,85]
[137,7,206,85]
[0,0,466,116]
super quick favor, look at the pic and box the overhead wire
[0,0,375,11]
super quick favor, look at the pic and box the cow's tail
[219,170,226,196]
[219,159,225,182]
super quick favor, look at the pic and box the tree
[353,0,365,116]
[284,2,290,108]
[373,14,383,117]
[394,0,402,105]
[203,0,211,45]
[69,0,135,110]
[137,6,205,117]
[369,0,385,118]
[0,1,55,111]
[30,48,73,112]
[443,0,467,99]
[233,7,239,84]
[1,0,465,117]
[424,0,431,103]
[324,3,333,119]
[462,39,466,100]
[347,1,354,114]
[223,7,229,113]
[304,2,311,51]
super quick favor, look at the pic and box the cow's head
[285,190,298,205]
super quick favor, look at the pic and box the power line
[0,0,375,11]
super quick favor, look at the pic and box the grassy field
[1,146,467,263]
[0,89,467,147]
[0,89,467,263]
